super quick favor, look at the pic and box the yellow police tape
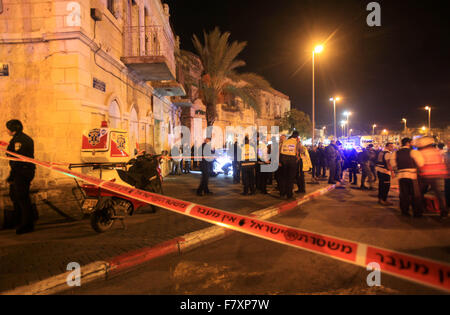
[0,142,449,292]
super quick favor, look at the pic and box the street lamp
[349,129,353,137]
[343,111,352,137]
[425,106,431,135]
[330,97,340,139]
[340,120,347,139]
[402,118,407,133]
[372,124,377,136]
[312,45,324,145]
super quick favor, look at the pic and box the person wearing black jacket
[5,120,36,234]
[197,138,214,196]
[232,139,241,184]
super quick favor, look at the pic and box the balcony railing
[121,25,176,81]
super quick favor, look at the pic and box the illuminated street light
[340,120,347,138]
[425,106,431,135]
[343,111,352,137]
[314,45,324,54]
[312,44,324,145]
[372,124,377,136]
[349,129,353,137]
[329,96,340,139]
[402,118,407,133]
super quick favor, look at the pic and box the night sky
[165,0,450,133]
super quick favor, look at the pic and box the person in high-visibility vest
[390,138,424,217]
[279,131,300,199]
[375,142,395,206]
[415,136,449,218]
[241,136,257,195]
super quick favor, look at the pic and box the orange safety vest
[418,148,448,179]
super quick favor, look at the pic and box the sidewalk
[0,172,328,292]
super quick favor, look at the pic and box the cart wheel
[90,207,114,233]
[112,198,133,216]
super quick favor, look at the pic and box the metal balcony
[121,25,176,81]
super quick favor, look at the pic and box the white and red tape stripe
[1,142,449,292]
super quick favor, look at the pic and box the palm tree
[192,27,273,126]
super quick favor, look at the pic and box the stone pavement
[0,171,327,292]
[66,182,450,295]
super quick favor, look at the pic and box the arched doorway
[109,100,121,128]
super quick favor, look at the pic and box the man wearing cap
[390,138,424,217]
[415,136,448,218]
[375,142,395,206]
[5,119,36,234]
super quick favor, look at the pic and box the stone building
[0,0,184,218]
[175,50,291,149]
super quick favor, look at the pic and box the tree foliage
[279,109,312,138]
[192,27,272,126]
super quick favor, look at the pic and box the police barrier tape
[1,143,449,292]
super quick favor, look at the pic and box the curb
[1,184,336,295]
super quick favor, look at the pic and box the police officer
[232,138,242,184]
[241,136,257,195]
[280,131,300,199]
[376,142,395,206]
[6,120,36,234]
[197,138,213,196]
[390,138,424,217]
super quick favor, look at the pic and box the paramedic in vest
[415,136,448,218]
[5,119,36,234]
[376,142,395,206]
[241,136,257,195]
[390,138,424,217]
[279,131,300,199]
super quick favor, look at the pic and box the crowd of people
[190,133,449,218]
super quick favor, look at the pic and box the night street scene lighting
[0,0,449,305]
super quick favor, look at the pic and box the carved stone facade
[0,0,181,217]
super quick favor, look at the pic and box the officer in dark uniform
[391,138,423,217]
[6,120,36,234]
[241,136,257,195]
[197,138,214,196]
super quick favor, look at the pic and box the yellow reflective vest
[241,144,256,162]
[280,138,297,156]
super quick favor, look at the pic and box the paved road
[0,172,326,292]
[64,184,450,295]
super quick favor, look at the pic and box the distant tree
[192,27,272,126]
[279,109,312,138]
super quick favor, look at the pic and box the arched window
[129,106,139,155]
[109,100,121,128]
